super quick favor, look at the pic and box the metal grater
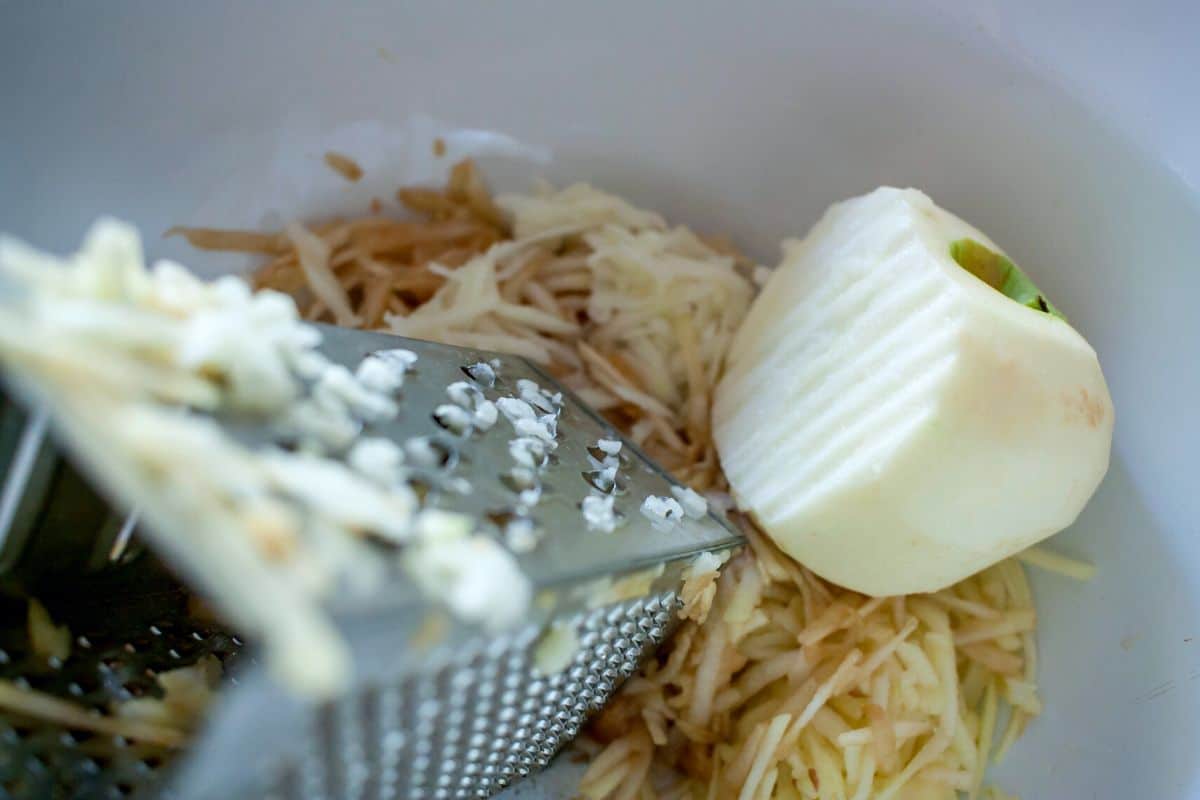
[0,324,742,800]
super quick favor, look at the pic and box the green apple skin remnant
[950,238,1065,320]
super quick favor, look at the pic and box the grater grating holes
[265,589,680,799]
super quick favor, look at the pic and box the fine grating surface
[267,591,679,800]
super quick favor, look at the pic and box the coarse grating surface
[0,577,243,800]
[267,590,679,800]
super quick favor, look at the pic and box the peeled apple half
[713,188,1113,596]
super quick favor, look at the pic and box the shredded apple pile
[173,160,1058,799]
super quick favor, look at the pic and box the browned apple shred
[324,151,365,182]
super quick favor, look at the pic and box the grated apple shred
[177,159,1088,798]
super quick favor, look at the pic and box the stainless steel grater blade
[0,324,742,800]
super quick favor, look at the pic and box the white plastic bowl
[2,3,1198,798]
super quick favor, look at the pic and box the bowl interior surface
[2,3,1198,798]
